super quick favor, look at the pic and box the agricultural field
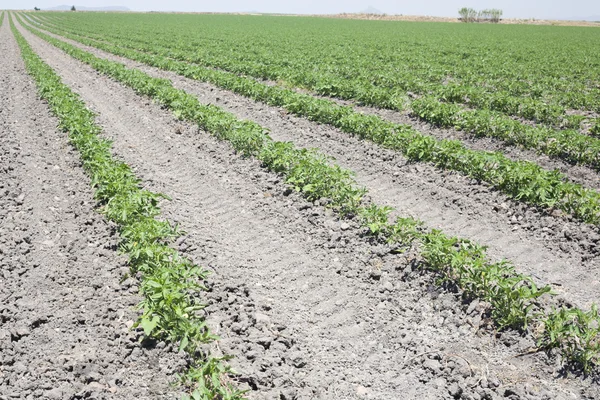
[1,9,600,400]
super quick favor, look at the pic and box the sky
[4,0,600,20]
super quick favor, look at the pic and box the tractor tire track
[0,16,183,400]
[14,16,600,400]
[23,21,600,311]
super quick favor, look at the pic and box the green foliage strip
[16,15,600,373]
[10,14,245,400]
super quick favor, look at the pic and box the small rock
[44,388,63,400]
[129,347,143,359]
[369,270,382,280]
[11,326,30,341]
[340,222,350,231]
[280,388,297,400]
[488,376,500,388]
[13,362,27,373]
[499,202,508,210]
[257,337,272,349]
[254,313,270,327]
[0,329,10,343]
[466,299,479,315]
[87,381,105,390]
[288,352,306,368]
[423,359,441,372]
[432,377,447,389]
[448,382,463,398]
[356,385,368,396]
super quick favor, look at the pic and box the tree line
[459,8,503,23]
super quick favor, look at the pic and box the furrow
[13,15,600,399]
[0,15,183,399]
[18,20,600,309]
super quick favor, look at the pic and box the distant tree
[478,9,489,22]
[34,7,40,11]
[458,7,477,23]
[459,7,502,23]
[71,5,76,11]
[489,9,503,23]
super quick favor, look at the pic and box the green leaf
[140,315,160,336]
[178,335,189,352]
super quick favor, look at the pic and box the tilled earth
[3,13,600,400]
[0,16,184,400]
[24,20,600,310]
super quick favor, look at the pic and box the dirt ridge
[12,15,600,400]
[0,16,183,399]
[21,20,600,310]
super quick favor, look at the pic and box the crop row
[27,14,600,174]
[9,15,245,400]
[19,15,600,227]
[31,12,600,140]
[33,12,600,117]
[16,15,600,373]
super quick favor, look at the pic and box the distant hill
[45,5,130,11]
[360,6,384,15]
[556,14,600,21]
[577,15,600,21]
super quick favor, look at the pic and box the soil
[11,14,600,400]
[24,21,600,311]
[315,14,600,28]
[0,16,184,400]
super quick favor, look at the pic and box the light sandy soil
[23,19,600,312]
[5,12,600,400]
[0,14,184,400]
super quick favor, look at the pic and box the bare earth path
[22,20,600,310]
[0,16,184,400]
[13,15,600,400]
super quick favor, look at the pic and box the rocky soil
[0,15,185,400]
[23,19,600,310]
[9,14,600,400]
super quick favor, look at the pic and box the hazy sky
[4,1,600,20]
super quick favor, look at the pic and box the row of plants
[18,16,600,227]
[411,96,600,170]
[33,19,600,174]
[17,15,600,374]
[9,15,245,400]
[31,12,600,128]
[36,12,600,111]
